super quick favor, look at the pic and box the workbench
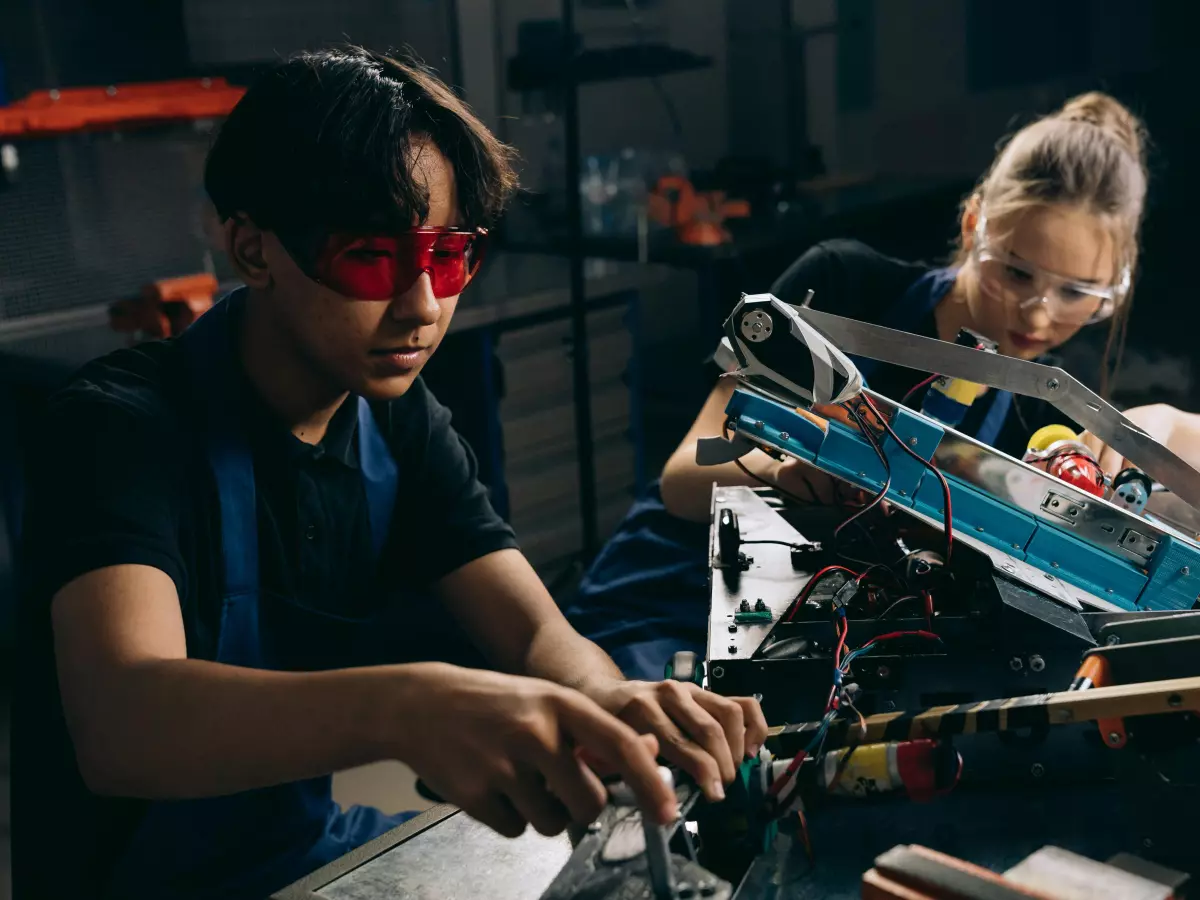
[274,783,1135,899]
[271,805,573,900]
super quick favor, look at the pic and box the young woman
[565,92,1150,680]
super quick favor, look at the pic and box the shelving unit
[510,0,714,561]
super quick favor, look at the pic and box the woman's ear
[224,215,272,290]
[960,194,981,252]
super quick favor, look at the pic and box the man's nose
[389,272,441,327]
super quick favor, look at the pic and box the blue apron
[103,289,416,900]
[566,268,1015,681]
[860,268,1013,449]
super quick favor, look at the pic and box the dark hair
[205,47,518,233]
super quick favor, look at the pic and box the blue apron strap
[853,267,958,382]
[975,389,1014,448]
[357,397,397,559]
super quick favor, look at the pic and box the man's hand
[582,680,769,802]
[1081,404,1200,477]
[399,664,678,837]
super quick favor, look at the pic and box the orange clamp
[110,273,219,340]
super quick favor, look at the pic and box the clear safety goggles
[972,212,1128,326]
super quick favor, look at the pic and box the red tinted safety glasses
[311,227,488,300]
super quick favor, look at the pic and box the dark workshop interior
[2,2,1200,898]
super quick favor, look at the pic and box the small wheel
[665,651,703,685]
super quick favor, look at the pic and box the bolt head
[712,666,725,679]
[876,665,891,679]
[1108,731,1122,745]
[755,421,764,429]
[1029,655,1046,673]
[1143,837,1154,849]
[909,437,919,447]
[1183,566,1192,576]
[1106,635,1121,646]
[1009,657,1024,672]
[1030,763,1045,778]
[780,432,790,441]
[1047,378,1060,390]
[884,700,896,711]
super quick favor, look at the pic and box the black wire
[834,403,892,543]
[733,456,817,508]
[862,394,954,564]
[879,594,924,618]
[742,539,804,548]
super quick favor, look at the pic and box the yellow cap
[1027,424,1078,453]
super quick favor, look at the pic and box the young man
[12,48,766,900]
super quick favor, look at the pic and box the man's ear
[960,194,981,252]
[224,215,272,289]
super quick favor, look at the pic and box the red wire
[901,374,939,406]
[861,393,954,564]
[784,565,859,622]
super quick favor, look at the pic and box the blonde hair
[955,92,1148,397]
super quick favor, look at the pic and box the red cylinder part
[895,739,939,801]
[1047,452,1105,498]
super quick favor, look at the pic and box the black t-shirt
[12,337,517,896]
[765,239,1078,457]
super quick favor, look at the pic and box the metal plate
[707,487,816,663]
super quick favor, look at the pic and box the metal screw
[753,693,763,703]
[780,432,790,441]
[728,644,738,654]
[1143,838,1154,849]
[877,665,891,679]
[858,471,867,478]
[201,77,213,88]
[1029,655,1046,673]
[1106,635,1121,646]
[975,526,985,533]
[884,700,896,711]
[49,88,61,100]
[909,437,919,447]
[712,666,725,679]
[1047,378,1060,390]
[1051,561,1060,568]
[1108,732,1122,746]
[1012,543,1021,550]
[898,490,907,496]
[1183,567,1191,576]
[755,421,764,429]
[1009,657,1024,672]
[1169,693,1183,707]
[1030,763,1045,778]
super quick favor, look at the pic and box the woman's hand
[1081,404,1200,477]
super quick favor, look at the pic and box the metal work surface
[274,806,572,900]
